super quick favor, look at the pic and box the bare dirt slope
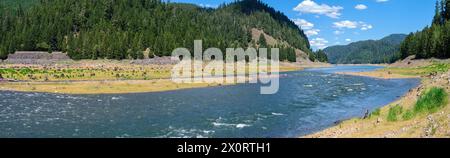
[251,28,330,67]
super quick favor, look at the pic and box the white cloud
[345,39,352,42]
[333,20,358,29]
[293,19,314,30]
[376,0,389,3]
[310,38,329,49]
[305,29,320,37]
[334,30,344,35]
[355,4,368,10]
[293,0,343,18]
[333,21,373,30]
[361,23,373,30]
[199,4,218,8]
[292,18,320,37]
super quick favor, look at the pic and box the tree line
[399,0,450,59]
[0,0,313,62]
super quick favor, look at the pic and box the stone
[363,110,370,119]
[377,118,382,124]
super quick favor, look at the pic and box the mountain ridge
[324,34,407,64]
[0,0,312,62]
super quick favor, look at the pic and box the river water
[0,66,420,138]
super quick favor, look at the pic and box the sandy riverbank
[0,60,330,94]
[305,59,450,138]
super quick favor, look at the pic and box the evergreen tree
[400,0,450,59]
[445,0,450,20]
[258,34,268,48]
[433,1,442,25]
[0,0,311,61]
[315,49,328,63]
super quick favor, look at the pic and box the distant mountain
[324,34,407,64]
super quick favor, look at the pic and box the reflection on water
[0,66,419,138]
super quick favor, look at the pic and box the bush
[402,109,415,120]
[36,42,50,51]
[414,87,448,113]
[369,108,381,118]
[387,105,403,122]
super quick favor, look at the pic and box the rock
[363,109,370,119]
[334,120,342,125]
[427,115,433,122]
[376,118,382,124]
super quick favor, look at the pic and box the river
[0,66,420,138]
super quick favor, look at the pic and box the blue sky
[170,0,435,50]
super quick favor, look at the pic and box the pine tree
[445,0,450,20]
[258,34,267,48]
[0,45,8,60]
[433,1,442,25]
[0,0,311,61]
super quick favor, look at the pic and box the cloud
[199,4,218,8]
[333,21,373,31]
[293,0,343,18]
[305,29,320,36]
[361,23,373,30]
[345,39,352,42]
[293,19,314,30]
[376,0,389,3]
[334,30,344,35]
[310,38,329,49]
[333,20,358,29]
[355,4,368,10]
[292,18,319,37]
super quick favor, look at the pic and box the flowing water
[0,66,419,138]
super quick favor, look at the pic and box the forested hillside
[323,34,406,64]
[0,0,312,61]
[399,0,450,59]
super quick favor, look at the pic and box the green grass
[369,108,381,118]
[383,63,450,76]
[396,87,448,121]
[414,87,448,113]
[422,63,450,74]
[402,109,415,120]
[0,67,170,81]
[387,105,403,122]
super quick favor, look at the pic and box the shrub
[369,108,381,118]
[402,109,415,120]
[414,87,448,113]
[387,105,403,122]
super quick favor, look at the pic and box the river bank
[0,59,330,94]
[305,59,450,138]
